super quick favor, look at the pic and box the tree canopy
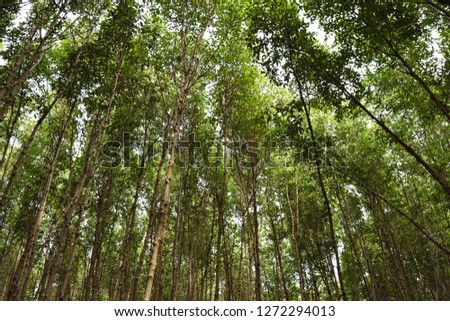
[0,0,449,301]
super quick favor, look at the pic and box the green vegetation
[0,0,449,301]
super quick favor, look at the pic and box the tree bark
[116,127,148,300]
[143,78,189,300]
[268,211,290,301]
[5,101,75,300]
[130,109,173,300]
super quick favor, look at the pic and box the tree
[1,0,449,302]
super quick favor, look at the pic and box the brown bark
[200,198,215,301]
[116,127,148,300]
[237,213,245,300]
[0,23,38,104]
[214,92,230,300]
[214,188,224,301]
[251,167,262,300]
[83,173,113,300]
[130,109,173,300]
[39,53,122,300]
[170,169,187,300]
[5,101,75,300]
[298,90,346,300]
[40,116,104,300]
[0,91,24,174]
[142,6,215,297]
[268,212,290,301]
[378,200,415,300]
[247,211,254,301]
[285,171,307,300]
[143,78,188,300]
[186,205,194,300]
[58,136,103,301]
[57,183,89,300]
[234,152,255,301]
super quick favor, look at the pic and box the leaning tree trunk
[130,109,173,300]
[0,25,93,211]
[5,101,76,300]
[0,2,68,121]
[143,79,188,300]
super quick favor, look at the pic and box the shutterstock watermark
[101,133,347,169]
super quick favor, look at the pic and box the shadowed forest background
[0,0,450,301]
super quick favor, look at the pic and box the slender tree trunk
[333,166,450,255]
[378,200,415,300]
[187,206,194,300]
[41,117,105,300]
[0,2,67,121]
[285,171,307,300]
[332,77,450,198]
[57,191,85,300]
[154,238,167,301]
[83,174,112,300]
[58,143,101,301]
[214,92,230,300]
[222,233,233,300]
[335,183,372,300]
[268,212,290,301]
[130,109,173,300]
[116,127,148,300]
[214,189,224,301]
[251,167,262,300]
[0,91,24,174]
[5,102,75,300]
[283,26,347,298]
[0,27,92,211]
[39,53,121,300]
[384,38,450,122]
[143,79,189,300]
[201,201,215,301]
[298,87,346,300]
[0,23,39,104]
[170,170,187,300]
[246,212,254,301]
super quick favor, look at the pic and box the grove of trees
[0,0,449,301]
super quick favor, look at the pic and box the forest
[0,0,449,301]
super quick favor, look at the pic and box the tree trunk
[130,109,174,300]
[83,173,112,300]
[285,171,307,300]
[332,76,450,198]
[251,167,262,300]
[116,127,148,300]
[268,212,290,301]
[143,80,188,300]
[0,27,92,211]
[5,101,75,300]
[0,2,67,121]
[170,170,187,300]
